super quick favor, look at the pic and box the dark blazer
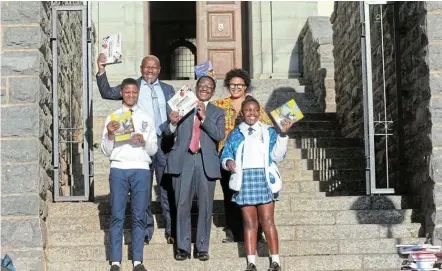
[164,103,226,179]
[96,72,175,134]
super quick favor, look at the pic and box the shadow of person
[351,196,423,259]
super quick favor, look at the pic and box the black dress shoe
[196,251,210,261]
[110,265,120,271]
[133,264,146,271]
[175,249,190,261]
[165,233,175,244]
[267,261,281,271]
[257,233,266,242]
[222,233,235,243]
[245,263,257,271]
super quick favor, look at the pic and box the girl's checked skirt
[232,168,279,206]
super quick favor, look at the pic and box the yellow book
[110,111,135,142]
[270,99,304,130]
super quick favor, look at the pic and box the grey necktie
[248,127,254,135]
[147,83,162,136]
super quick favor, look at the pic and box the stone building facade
[3,1,442,269]
[331,1,442,243]
[1,1,83,269]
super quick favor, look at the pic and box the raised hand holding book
[101,33,123,65]
[167,85,199,117]
[194,60,216,80]
[270,99,304,132]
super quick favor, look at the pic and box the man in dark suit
[96,54,175,244]
[164,76,225,261]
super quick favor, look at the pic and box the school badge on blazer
[140,121,148,132]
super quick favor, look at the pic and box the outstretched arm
[96,72,123,100]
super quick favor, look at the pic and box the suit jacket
[164,103,226,179]
[96,72,175,134]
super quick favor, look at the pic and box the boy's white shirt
[101,104,158,170]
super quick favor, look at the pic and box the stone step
[45,254,408,271]
[289,120,338,131]
[92,171,366,202]
[298,112,337,121]
[289,137,363,148]
[93,181,368,204]
[94,143,364,165]
[46,237,420,262]
[49,196,418,217]
[286,130,340,137]
[46,209,416,233]
[278,158,364,170]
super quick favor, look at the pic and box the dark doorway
[149,1,197,80]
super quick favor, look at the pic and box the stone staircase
[46,79,422,270]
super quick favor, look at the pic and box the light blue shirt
[138,78,167,129]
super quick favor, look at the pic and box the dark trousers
[220,168,243,239]
[172,152,216,253]
[109,168,150,262]
[145,136,175,240]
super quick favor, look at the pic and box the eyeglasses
[228,83,246,89]
[197,84,214,91]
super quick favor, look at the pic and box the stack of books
[397,244,442,270]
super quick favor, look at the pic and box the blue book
[194,60,216,80]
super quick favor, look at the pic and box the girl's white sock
[111,262,120,266]
[247,255,256,264]
[271,254,280,264]
[133,261,141,267]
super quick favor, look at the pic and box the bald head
[140,55,161,83]
[141,55,160,67]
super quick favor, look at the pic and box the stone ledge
[1,105,40,137]
[1,51,47,76]
[0,1,42,24]
[1,194,42,216]
[1,217,45,248]
[1,138,39,162]
[1,164,40,194]
[2,25,46,49]
[0,248,45,271]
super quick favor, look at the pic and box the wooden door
[196,1,242,79]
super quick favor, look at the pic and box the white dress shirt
[101,105,158,170]
[138,78,167,126]
[242,122,266,169]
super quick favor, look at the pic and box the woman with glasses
[212,68,273,244]
[221,96,289,271]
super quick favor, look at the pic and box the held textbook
[270,99,304,130]
[167,85,199,117]
[110,111,135,142]
[194,60,216,80]
[101,33,123,65]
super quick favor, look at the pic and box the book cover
[194,60,216,80]
[101,33,123,65]
[110,111,135,142]
[270,99,304,130]
[167,85,199,117]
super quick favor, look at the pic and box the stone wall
[331,1,442,243]
[1,1,83,269]
[300,16,335,112]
